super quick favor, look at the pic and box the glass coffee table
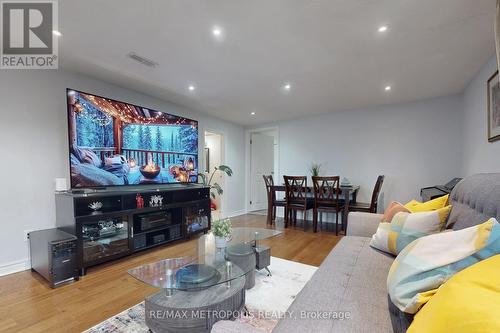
[129,227,282,333]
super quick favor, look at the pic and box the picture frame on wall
[487,70,500,142]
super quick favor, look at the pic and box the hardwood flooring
[0,214,342,333]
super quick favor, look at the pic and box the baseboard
[0,259,30,277]
[224,209,247,218]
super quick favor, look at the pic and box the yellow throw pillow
[404,195,449,213]
[407,254,500,333]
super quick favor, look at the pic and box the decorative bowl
[140,165,160,179]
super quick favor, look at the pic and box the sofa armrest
[346,212,382,237]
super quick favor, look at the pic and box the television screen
[67,89,198,188]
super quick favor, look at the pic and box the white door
[250,133,274,211]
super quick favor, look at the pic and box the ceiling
[59,0,496,126]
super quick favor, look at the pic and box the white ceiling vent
[127,52,159,68]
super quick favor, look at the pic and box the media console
[55,185,211,275]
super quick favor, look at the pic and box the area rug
[83,257,317,333]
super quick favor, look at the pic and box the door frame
[245,126,280,213]
[204,130,225,217]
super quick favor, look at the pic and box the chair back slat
[312,176,340,207]
[369,175,385,212]
[263,175,275,202]
[284,176,308,206]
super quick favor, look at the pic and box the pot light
[52,30,62,37]
[212,26,224,40]
[188,85,195,91]
[385,85,392,91]
[283,83,291,91]
[212,27,222,36]
[378,26,388,33]
[250,112,256,115]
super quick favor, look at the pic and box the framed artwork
[487,70,500,142]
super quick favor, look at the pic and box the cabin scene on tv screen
[67,90,198,188]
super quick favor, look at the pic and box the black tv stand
[55,185,211,275]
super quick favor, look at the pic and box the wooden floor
[0,214,342,333]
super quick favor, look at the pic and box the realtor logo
[1,1,58,69]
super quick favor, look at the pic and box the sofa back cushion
[447,173,500,230]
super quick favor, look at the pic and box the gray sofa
[213,173,500,333]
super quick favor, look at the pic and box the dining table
[271,184,360,231]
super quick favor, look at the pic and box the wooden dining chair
[284,176,314,230]
[312,176,345,235]
[262,175,286,225]
[348,175,385,213]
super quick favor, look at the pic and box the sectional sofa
[212,173,500,333]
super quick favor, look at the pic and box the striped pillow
[387,218,500,314]
[370,206,451,255]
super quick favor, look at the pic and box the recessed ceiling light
[283,83,291,91]
[378,26,388,33]
[52,30,62,37]
[250,112,256,115]
[212,26,224,40]
[385,85,392,91]
[188,85,195,91]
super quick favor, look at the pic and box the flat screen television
[66,89,198,188]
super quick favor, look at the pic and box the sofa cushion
[370,206,451,255]
[404,195,449,213]
[407,254,500,333]
[448,173,500,230]
[381,201,410,223]
[387,218,500,314]
[272,237,394,333]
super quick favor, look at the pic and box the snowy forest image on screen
[67,90,198,188]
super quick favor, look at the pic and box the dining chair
[283,176,314,230]
[312,176,345,235]
[262,175,286,225]
[348,175,385,213]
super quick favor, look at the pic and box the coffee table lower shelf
[145,275,246,333]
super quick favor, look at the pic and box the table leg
[343,188,352,232]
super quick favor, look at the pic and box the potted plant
[309,163,321,177]
[212,218,232,248]
[198,165,233,199]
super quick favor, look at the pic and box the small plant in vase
[212,218,232,248]
[309,163,321,177]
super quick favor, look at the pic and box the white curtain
[496,0,500,72]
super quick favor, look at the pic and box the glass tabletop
[128,227,283,290]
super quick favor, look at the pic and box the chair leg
[313,209,317,233]
[335,211,339,236]
[304,210,308,231]
[273,206,277,222]
[266,204,272,225]
[284,207,288,228]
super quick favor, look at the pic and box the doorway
[248,129,278,212]
[204,131,224,220]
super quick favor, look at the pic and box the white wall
[462,55,500,175]
[205,132,223,212]
[0,69,246,275]
[250,95,464,208]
